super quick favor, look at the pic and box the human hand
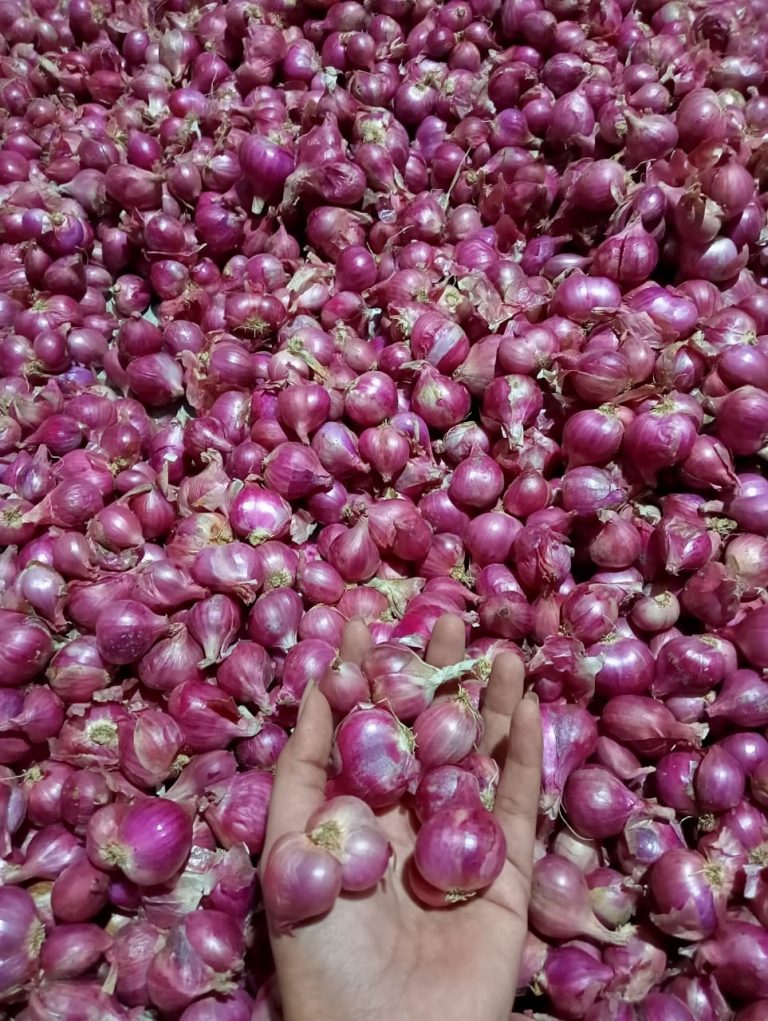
[262,614,542,1021]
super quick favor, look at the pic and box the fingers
[425,613,466,667]
[493,693,542,886]
[478,652,524,763]
[339,616,371,665]
[262,683,334,864]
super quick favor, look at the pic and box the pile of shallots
[2,0,768,1014]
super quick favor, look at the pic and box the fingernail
[298,681,315,719]
[524,690,539,704]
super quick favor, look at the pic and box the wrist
[282,992,390,1021]
[285,1007,385,1021]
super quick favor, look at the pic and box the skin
[262,613,543,1021]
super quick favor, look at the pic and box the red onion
[168,681,258,752]
[179,990,255,1021]
[588,868,641,929]
[617,816,687,879]
[364,643,477,720]
[563,766,673,840]
[281,640,337,706]
[87,799,192,886]
[94,600,168,666]
[4,824,85,884]
[716,386,768,457]
[22,761,72,826]
[328,518,381,582]
[0,613,54,686]
[720,732,768,773]
[594,737,654,785]
[694,746,745,813]
[592,635,655,698]
[311,422,368,478]
[449,448,505,509]
[697,921,768,1001]
[649,849,727,940]
[204,771,273,855]
[414,765,483,823]
[164,752,237,806]
[664,974,732,1021]
[601,695,707,758]
[708,669,768,727]
[0,887,45,994]
[39,922,112,980]
[22,980,132,1020]
[277,383,331,444]
[540,703,598,818]
[138,625,205,692]
[530,854,631,945]
[236,724,288,770]
[731,605,768,668]
[334,707,418,808]
[60,769,112,833]
[145,909,246,1012]
[307,795,391,891]
[538,944,614,1018]
[414,805,505,899]
[248,588,303,651]
[216,641,273,712]
[229,485,291,545]
[188,594,242,667]
[344,371,398,426]
[51,860,110,923]
[653,635,729,696]
[263,442,333,500]
[239,135,295,205]
[412,367,471,430]
[117,710,184,789]
[106,920,164,1007]
[655,750,702,814]
[262,832,342,934]
[412,689,482,769]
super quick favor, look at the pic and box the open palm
[262,615,542,1021]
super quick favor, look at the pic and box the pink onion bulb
[334,707,419,808]
[87,799,192,886]
[307,795,392,891]
[413,805,505,900]
[262,831,342,934]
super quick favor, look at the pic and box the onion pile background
[2,0,768,1012]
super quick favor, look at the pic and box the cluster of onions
[1,0,768,1011]
[264,795,392,931]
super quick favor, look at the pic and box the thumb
[262,683,334,864]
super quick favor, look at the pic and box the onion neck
[585,918,635,945]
